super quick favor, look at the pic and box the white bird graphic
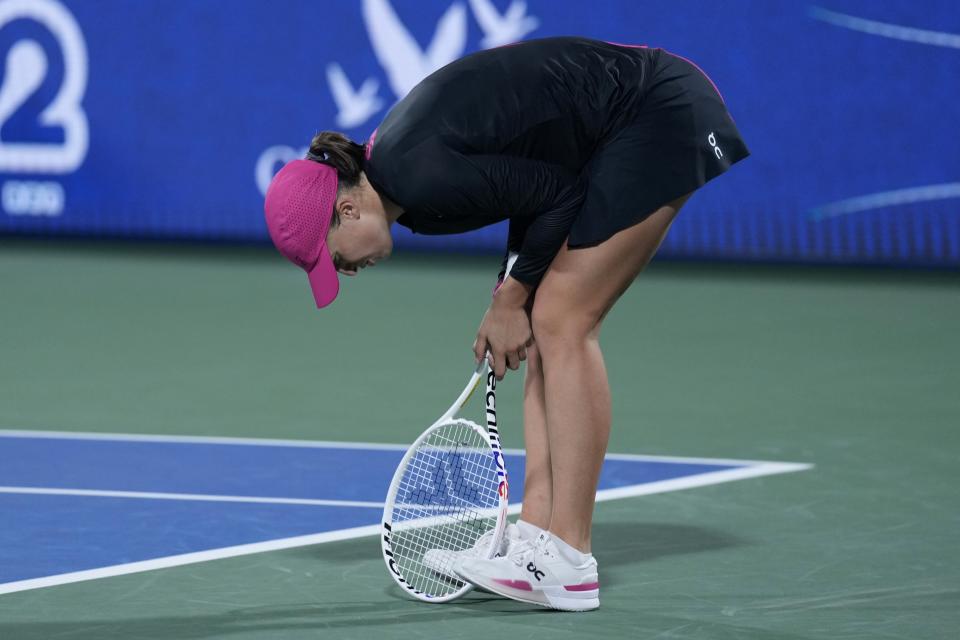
[362,0,468,99]
[326,62,384,129]
[469,0,539,49]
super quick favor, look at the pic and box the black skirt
[568,48,750,248]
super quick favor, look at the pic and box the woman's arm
[461,154,586,290]
[403,146,587,293]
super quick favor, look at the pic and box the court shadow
[0,600,537,640]
[303,520,746,588]
[0,524,762,640]
[0,596,823,640]
[594,521,746,569]
[0,521,748,639]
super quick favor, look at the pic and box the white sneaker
[423,522,525,581]
[456,532,599,611]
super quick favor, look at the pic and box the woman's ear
[337,197,360,221]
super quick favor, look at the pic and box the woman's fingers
[491,348,505,380]
[489,347,525,380]
[473,334,486,365]
[475,302,532,378]
[483,345,509,380]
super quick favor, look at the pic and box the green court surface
[0,239,957,639]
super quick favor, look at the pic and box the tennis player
[264,36,748,611]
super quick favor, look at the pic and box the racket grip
[475,350,492,375]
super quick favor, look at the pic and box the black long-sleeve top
[364,36,659,287]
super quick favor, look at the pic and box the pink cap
[264,159,340,308]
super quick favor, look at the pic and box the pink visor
[263,159,340,308]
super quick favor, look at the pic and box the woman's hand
[473,277,534,379]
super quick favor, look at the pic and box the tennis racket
[380,353,509,602]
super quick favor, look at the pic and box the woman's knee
[530,294,601,353]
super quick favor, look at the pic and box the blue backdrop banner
[0,0,957,266]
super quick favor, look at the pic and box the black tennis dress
[363,36,749,288]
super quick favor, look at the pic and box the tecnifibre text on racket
[381,353,508,602]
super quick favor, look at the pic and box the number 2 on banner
[0,0,88,174]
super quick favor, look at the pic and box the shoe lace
[472,528,495,552]
[506,538,535,567]
[539,539,556,559]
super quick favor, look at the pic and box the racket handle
[475,350,492,375]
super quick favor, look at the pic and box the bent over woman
[263,36,749,611]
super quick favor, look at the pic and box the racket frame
[380,356,508,603]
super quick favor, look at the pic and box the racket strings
[391,419,501,596]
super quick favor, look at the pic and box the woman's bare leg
[518,340,552,530]
[531,194,691,552]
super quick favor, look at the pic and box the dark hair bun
[307,131,366,188]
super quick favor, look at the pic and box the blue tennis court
[2,0,958,635]
[0,431,807,593]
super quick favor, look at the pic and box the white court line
[0,428,411,451]
[809,6,960,49]
[593,462,811,503]
[0,486,454,513]
[0,428,799,467]
[0,524,383,596]
[0,430,813,595]
[0,486,386,509]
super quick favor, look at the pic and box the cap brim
[307,243,340,308]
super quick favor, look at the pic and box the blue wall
[0,0,957,266]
